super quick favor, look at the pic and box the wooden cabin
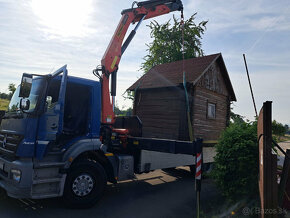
[127,53,236,141]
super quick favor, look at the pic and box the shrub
[212,120,258,202]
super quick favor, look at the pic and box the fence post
[257,101,278,218]
[195,138,203,218]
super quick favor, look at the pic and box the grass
[280,134,290,142]
[274,134,290,143]
[0,98,9,111]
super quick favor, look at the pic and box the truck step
[32,177,63,185]
[31,175,66,199]
[34,162,66,169]
[31,193,61,199]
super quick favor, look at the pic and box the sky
[0,0,289,124]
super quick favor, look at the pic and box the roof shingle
[128,53,220,90]
[127,53,236,101]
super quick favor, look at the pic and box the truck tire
[63,160,107,208]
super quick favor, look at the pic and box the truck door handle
[51,123,58,129]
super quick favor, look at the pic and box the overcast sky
[0,0,289,124]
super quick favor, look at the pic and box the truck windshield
[8,77,46,113]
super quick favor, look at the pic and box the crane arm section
[100,0,183,124]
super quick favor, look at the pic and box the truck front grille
[0,132,23,159]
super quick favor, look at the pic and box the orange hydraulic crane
[93,0,183,125]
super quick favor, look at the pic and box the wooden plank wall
[193,62,230,141]
[134,87,185,139]
[193,87,228,140]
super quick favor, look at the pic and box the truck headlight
[10,169,21,183]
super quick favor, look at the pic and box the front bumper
[0,157,33,198]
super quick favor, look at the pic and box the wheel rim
[72,174,94,197]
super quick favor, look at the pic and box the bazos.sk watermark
[242,206,287,216]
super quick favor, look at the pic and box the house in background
[127,53,236,142]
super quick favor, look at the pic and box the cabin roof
[128,53,236,101]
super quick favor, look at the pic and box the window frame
[207,102,216,119]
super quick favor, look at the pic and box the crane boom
[99,0,183,124]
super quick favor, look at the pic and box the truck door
[36,66,68,158]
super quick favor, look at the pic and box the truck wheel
[63,160,107,208]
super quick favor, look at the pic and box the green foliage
[114,105,132,116]
[0,93,10,100]
[0,98,9,111]
[272,120,286,137]
[0,83,16,111]
[230,111,245,125]
[0,83,16,100]
[212,118,258,202]
[8,83,16,95]
[285,124,290,134]
[140,14,207,72]
[122,90,135,102]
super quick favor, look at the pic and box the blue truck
[0,0,203,208]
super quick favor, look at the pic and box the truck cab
[0,66,115,207]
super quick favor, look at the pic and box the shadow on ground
[0,167,228,218]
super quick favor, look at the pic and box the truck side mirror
[19,73,32,98]
[20,98,30,111]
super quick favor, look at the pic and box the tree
[114,103,132,116]
[140,14,207,73]
[0,92,9,100]
[8,83,16,95]
[272,120,286,138]
[285,124,290,134]
[8,83,16,100]
[230,110,245,125]
[0,83,16,100]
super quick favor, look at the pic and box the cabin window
[63,82,90,135]
[207,103,216,119]
[47,79,61,109]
